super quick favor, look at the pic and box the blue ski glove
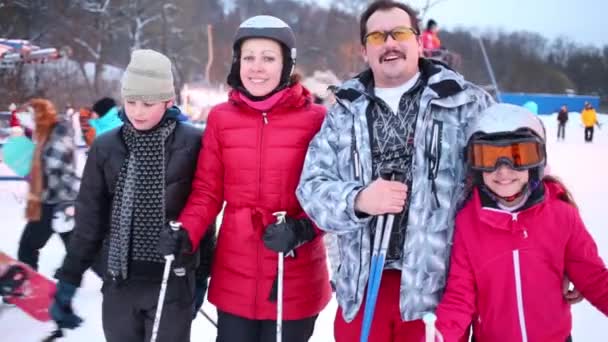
[50,281,83,329]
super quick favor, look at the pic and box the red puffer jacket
[179,83,332,320]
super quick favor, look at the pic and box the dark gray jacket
[57,121,216,286]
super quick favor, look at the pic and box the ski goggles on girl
[467,137,546,172]
[364,27,418,45]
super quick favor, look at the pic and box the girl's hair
[455,173,475,212]
[456,173,578,211]
[542,175,578,209]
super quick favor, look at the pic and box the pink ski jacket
[436,181,608,341]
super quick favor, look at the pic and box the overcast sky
[422,0,605,47]
[315,0,605,48]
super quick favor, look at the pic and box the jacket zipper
[255,112,267,316]
[258,112,267,201]
[512,212,528,239]
[512,249,529,342]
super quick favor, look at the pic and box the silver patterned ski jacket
[296,59,494,322]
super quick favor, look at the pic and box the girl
[435,103,608,341]
[159,15,331,342]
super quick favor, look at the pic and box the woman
[17,99,79,270]
[161,15,331,342]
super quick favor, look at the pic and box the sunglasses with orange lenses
[467,139,545,171]
[364,27,418,46]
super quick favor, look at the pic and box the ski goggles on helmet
[467,136,546,172]
[364,26,418,45]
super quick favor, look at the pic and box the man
[557,104,568,140]
[296,1,493,341]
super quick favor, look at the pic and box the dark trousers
[585,126,594,142]
[17,203,71,270]
[102,273,195,342]
[216,310,318,342]
[557,123,566,139]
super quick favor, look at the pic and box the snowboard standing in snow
[0,251,56,322]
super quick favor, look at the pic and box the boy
[51,49,215,342]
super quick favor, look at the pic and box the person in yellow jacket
[581,102,599,142]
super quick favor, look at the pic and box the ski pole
[423,313,444,342]
[360,168,406,342]
[360,214,385,342]
[272,211,287,342]
[41,326,63,342]
[361,211,396,342]
[198,308,218,328]
[150,221,181,342]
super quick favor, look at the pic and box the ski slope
[0,114,606,341]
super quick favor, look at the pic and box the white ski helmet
[467,103,547,182]
[466,103,546,143]
[227,15,297,92]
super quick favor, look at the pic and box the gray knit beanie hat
[121,49,175,102]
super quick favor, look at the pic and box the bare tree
[417,0,449,20]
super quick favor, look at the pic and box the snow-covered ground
[0,114,606,341]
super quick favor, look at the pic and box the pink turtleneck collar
[237,88,291,112]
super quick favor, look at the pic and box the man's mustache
[379,50,406,63]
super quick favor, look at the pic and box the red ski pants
[334,270,425,342]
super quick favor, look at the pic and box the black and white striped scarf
[107,120,176,281]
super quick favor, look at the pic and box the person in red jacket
[158,15,331,342]
[422,19,441,55]
[8,103,20,127]
[434,103,608,342]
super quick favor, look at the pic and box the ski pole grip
[167,221,185,276]
[423,313,444,342]
[273,211,287,224]
[379,167,406,182]
[169,221,182,232]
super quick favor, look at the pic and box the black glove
[157,223,192,257]
[263,216,316,254]
[49,281,83,329]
